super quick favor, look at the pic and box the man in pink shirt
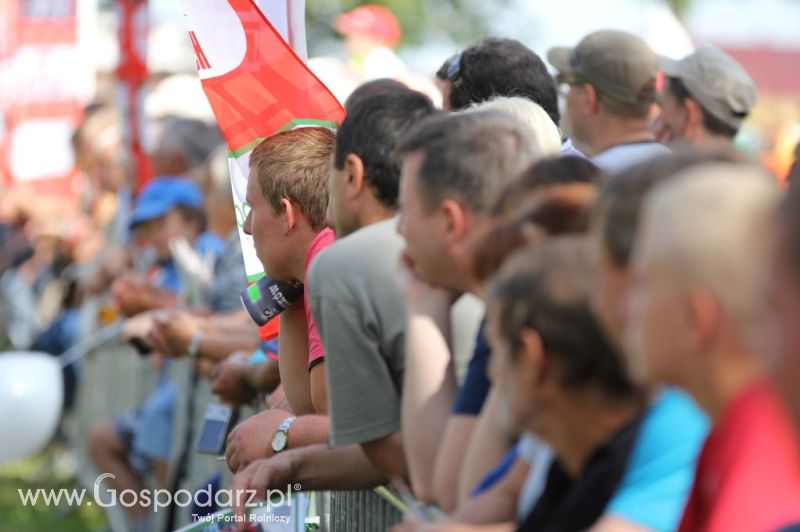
[225,127,335,472]
[304,227,334,376]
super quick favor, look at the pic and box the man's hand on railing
[229,452,295,526]
[225,408,294,472]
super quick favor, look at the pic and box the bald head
[636,162,778,327]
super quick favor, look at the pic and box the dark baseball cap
[548,30,658,105]
[660,45,756,130]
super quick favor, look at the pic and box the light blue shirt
[607,388,709,531]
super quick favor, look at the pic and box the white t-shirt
[517,433,555,522]
[593,141,671,174]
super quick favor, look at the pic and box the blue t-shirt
[607,388,709,531]
[452,318,492,415]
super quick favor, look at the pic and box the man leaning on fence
[229,88,437,499]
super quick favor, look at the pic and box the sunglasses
[445,53,464,89]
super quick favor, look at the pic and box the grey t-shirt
[308,218,406,447]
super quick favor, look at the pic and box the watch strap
[277,415,298,434]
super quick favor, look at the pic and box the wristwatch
[270,416,297,453]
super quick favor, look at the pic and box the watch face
[271,431,288,453]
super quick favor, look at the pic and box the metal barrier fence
[63,316,404,531]
[320,490,404,532]
[63,317,156,532]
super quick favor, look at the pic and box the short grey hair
[397,110,540,214]
[157,116,222,169]
[469,96,562,157]
[635,162,778,329]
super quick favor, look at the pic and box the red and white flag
[182,0,344,282]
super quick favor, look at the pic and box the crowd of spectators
[3,14,800,532]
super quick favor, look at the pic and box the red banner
[184,0,344,155]
[116,0,151,191]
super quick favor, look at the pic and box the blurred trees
[665,0,692,19]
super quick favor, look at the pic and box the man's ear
[343,153,366,200]
[683,98,704,133]
[281,198,295,234]
[686,287,720,357]
[583,83,599,115]
[441,199,469,245]
[518,328,548,391]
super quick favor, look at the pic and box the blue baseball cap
[129,177,203,229]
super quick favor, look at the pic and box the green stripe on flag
[228,137,266,159]
[227,119,339,158]
[276,118,340,132]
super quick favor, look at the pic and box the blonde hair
[249,127,335,231]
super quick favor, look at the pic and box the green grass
[0,447,107,532]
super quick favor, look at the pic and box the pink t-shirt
[304,228,335,369]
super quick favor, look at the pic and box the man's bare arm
[433,415,478,511]
[361,431,408,482]
[451,453,529,524]
[403,298,459,502]
[456,387,514,504]
[230,443,387,513]
[278,301,315,415]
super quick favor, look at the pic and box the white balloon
[0,352,63,464]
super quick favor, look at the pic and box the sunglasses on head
[445,53,464,89]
